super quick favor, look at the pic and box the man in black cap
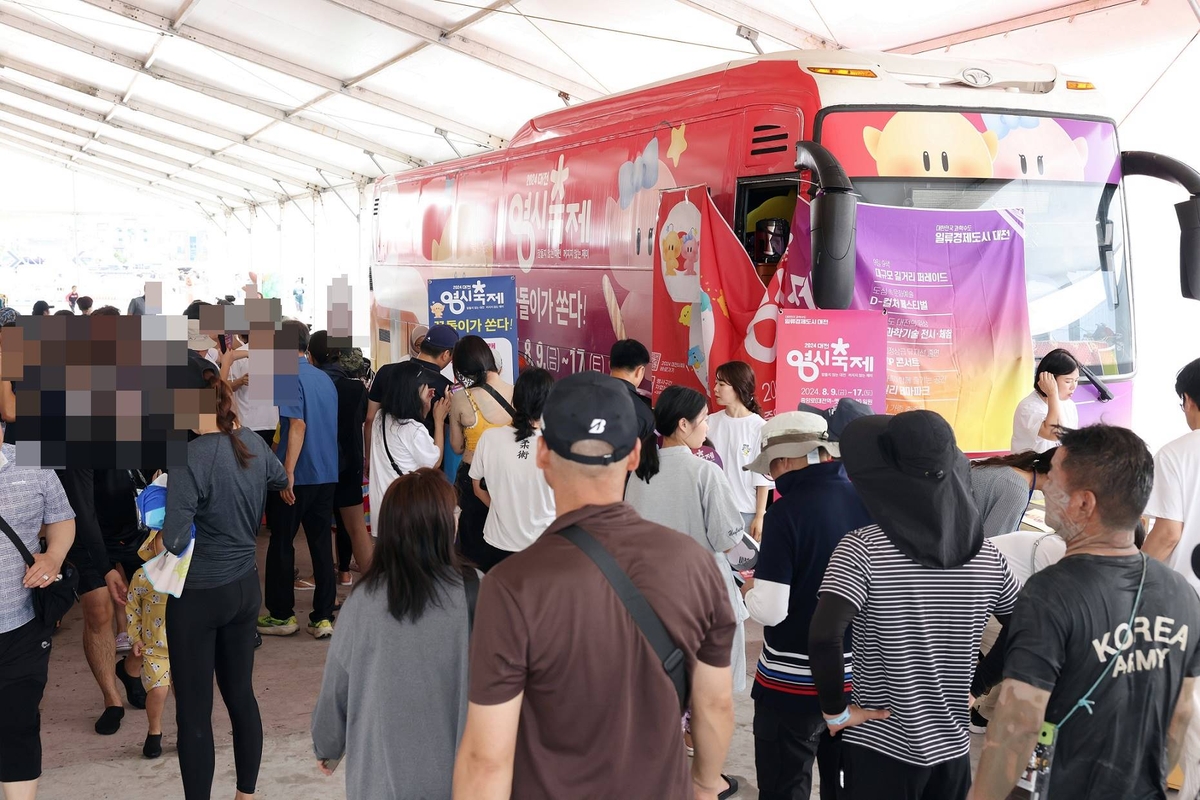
[454,371,737,800]
[808,410,1019,800]
[969,425,1200,800]
[31,300,52,316]
[365,323,457,463]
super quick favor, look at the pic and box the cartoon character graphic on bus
[679,230,699,275]
[662,227,683,276]
[983,115,1089,181]
[863,111,999,178]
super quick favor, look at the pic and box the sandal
[717,775,739,799]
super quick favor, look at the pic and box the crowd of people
[3,292,1200,800]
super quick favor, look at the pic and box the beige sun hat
[186,319,217,350]
[743,411,839,476]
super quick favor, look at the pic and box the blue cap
[423,324,459,352]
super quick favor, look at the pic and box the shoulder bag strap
[476,383,518,421]
[0,512,36,567]
[380,414,404,476]
[461,566,480,631]
[558,524,688,710]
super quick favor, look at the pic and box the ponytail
[207,373,254,469]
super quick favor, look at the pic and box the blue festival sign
[428,275,519,384]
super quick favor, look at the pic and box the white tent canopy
[1,0,1199,449]
[0,0,1194,219]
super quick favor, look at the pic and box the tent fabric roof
[0,0,1194,217]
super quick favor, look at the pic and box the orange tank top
[463,387,507,452]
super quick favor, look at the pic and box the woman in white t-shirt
[468,368,556,572]
[1011,348,1080,453]
[369,361,450,533]
[708,361,773,540]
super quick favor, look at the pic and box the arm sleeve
[809,592,859,714]
[984,476,1030,539]
[411,426,442,470]
[972,614,1011,697]
[469,576,531,705]
[1144,449,1184,522]
[162,465,200,556]
[700,463,746,553]
[264,445,289,491]
[1002,574,1068,693]
[745,579,791,628]
[311,603,353,760]
[696,555,737,667]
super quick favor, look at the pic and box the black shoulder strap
[461,566,480,630]
[0,512,36,567]
[559,524,688,710]
[476,383,518,421]
[380,413,404,476]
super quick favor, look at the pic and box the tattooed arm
[967,679,1051,800]
[1169,677,1197,772]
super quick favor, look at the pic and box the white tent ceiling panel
[0,0,163,52]
[0,27,134,91]
[0,105,90,141]
[187,0,427,81]
[150,34,330,109]
[360,44,560,142]
[221,142,323,181]
[113,105,234,150]
[390,0,481,29]
[0,85,101,128]
[305,92,466,164]
[124,72,276,134]
[251,122,391,176]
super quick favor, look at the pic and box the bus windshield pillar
[1121,150,1200,301]
[796,141,857,310]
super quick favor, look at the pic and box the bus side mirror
[1177,196,1200,300]
[796,141,857,309]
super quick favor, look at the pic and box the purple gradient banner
[783,202,1033,452]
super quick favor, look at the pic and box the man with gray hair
[454,371,737,800]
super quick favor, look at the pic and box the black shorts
[0,619,52,782]
[334,468,365,509]
[68,539,145,595]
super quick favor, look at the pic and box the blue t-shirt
[750,461,873,714]
[277,357,339,486]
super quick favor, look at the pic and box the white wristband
[825,707,851,727]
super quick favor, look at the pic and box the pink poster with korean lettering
[776,310,887,414]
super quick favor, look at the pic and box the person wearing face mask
[969,425,1200,800]
[1011,348,1080,453]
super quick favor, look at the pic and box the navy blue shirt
[277,356,338,486]
[750,461,872,714]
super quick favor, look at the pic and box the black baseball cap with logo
[542,371,639,466]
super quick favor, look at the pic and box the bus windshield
[817,109,1132,375]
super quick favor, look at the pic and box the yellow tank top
[463,387,508,452]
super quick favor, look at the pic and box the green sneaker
[308,619,334,639]
[256,615,298,636]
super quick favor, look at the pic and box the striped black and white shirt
[819,524,1018,766]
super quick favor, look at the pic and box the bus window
[735,176,800,286]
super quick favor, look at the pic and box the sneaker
[143,733,163,759]
[116,659,147,710]
[308,619,334,639]
[969,707,989,734]
[294,577,316,591]
[256,615,298,636]
[115,632,133,653]
[254,631,262,649]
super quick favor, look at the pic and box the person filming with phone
[1011,348,1080,453]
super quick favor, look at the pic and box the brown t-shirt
[469,502,736,799]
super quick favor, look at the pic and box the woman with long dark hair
[709,360,773,540]
[1011,348,1080,453]
[971,449,1055,539]
[626,386,748,690]
[468,368,556,571]
[162,374,288,800]
[368,361,450,532]
[312,468,473,799]
[447,336,513,565]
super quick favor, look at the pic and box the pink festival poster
[776,310,888,415]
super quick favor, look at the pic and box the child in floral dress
[125,530,171,758]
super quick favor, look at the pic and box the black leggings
[167,567,263,799]
[454,460,490,568]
